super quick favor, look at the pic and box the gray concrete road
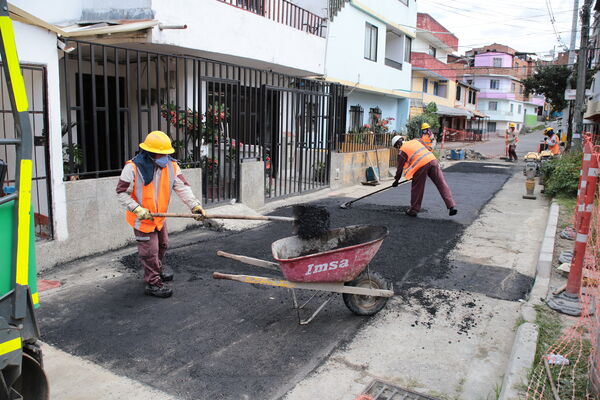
[37,134,548,399]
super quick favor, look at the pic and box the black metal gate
[60,40,344,205]
[0,64,52,239]
[264,84,342,199]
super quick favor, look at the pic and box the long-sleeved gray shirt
[116,162,202,212]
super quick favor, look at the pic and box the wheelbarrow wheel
[343,271,391,316]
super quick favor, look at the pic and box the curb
[498,201,559,400]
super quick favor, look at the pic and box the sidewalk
[283,166,549,399]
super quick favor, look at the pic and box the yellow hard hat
[509,123,516,128]
[421,122,430,130]
[544,127,553,133]
[139,131,175,154]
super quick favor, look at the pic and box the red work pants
[409,160,456,213]
[134,225,168,286]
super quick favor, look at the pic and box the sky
[416,0,579,60]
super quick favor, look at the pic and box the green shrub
[406,102,440,139]
[542,151,582,197]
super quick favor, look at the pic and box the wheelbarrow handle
[151,213,295,222]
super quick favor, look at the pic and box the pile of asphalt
[292,204,331,239]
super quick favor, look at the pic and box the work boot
[144,283,173,298]
[449,207,458,216]
[160,264,174,282]
[405,209,418,217]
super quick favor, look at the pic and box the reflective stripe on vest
[125,160,176,233]
[401,139,437,179]
[421,134,433,148]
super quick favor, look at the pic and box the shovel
[339,179,411,209]
[151,212,295,222]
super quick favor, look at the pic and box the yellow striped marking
[31,292,39,305]
[0,17,28,112]
[15,159,32,286]
[241,276,295,289]
[0,337,21,356]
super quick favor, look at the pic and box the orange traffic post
[548,138,598,316]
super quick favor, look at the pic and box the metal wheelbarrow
[213,225,394,324]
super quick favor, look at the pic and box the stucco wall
[325,0,413,92]
[151,0,326,75]
[36,168,202,271]
[346,91,409,132]
[329,149,391,190]
[475,52,513,68]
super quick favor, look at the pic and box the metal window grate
[360,380,441,400]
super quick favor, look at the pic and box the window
[369,107,382,127]
[364,23,378,61]
[467,79,473,85]
[510,104,514,113]
[519,85,524,94]
[404,36,412,63]
[511,82,516,92]
[488,101,498,111]
[471,91,477,105]
[518,104,522,113]
[490,80,500,90]
[428,45,437,58]
[488,121,497,132]
[456,86,462,101]
[349,105,364,132]
[493,57,503,67]
[423,78,429,93]
[433,82,439,96]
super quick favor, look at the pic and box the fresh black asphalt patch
[37,162,529,400]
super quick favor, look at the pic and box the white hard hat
[391,135,403,147]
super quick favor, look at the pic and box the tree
[522,65,571,113]
[406,102,440,139]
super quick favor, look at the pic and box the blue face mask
[155,155,169,168]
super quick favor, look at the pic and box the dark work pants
[134,224,168,286]
[508,144,518,161]
[410,160,456,213]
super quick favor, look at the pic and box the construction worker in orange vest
[505,122,519,162]
[116,131,206,298]
[420,122,435,150]
[543,127,561,156]
[391,135,457,217]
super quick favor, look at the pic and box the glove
[133,206,153,220]
[392,180,399,188]
[191,205,207,221]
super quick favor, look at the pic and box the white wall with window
[345,91,410,132]
[325,0,414,94]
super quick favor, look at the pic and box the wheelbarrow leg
[298,294,334,325]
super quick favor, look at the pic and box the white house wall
[151,0,327,76]
[325,0,413,92]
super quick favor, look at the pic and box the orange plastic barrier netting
[526,143,600,400]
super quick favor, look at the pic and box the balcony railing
[217,0,327,37]
[384,58,403,71]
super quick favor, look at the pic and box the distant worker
[544,127,561,156]
[391,135,457,217]
[505,123,519,162]
[420,122,436,150]
[116,131,206,298]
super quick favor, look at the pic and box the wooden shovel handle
[151,212,295,222]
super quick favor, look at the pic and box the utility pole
[569,0,580,65]
[573,0,593,150]
[565,0,579,149]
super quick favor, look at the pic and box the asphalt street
[37,160,531,400]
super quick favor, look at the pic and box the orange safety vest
[125,160,176,233]
[549,134,560,155]
[421,133,433,149]
[400,139,437,179]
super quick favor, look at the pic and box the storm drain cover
[360,380,441,400]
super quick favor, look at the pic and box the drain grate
[360,380,441,400]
